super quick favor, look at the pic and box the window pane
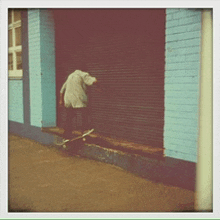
[16,51,22,70]
[8,53,13,70]
[9,30,13,47]
[8,10,12,24]
[15,27,21,46]
[14,10,21,22]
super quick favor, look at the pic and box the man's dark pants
[61,107,91,139]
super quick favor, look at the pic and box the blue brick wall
[164,8,202,162]
[28,9,42,127]
[40,9,56,127]
[28,9,56,128]
[8,80,24,123]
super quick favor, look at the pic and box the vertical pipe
[195,9,213,212]
[22,10,30,127]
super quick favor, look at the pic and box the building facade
[9,8,208,191]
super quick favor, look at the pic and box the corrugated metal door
[54,9,165,148]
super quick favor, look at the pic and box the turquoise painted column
[164,9,202,162]
[28,9,56,128]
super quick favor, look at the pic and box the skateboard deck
[54,128,94,148]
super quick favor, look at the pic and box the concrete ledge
[9,121,55,145]
[63,141,196,191]
[9,121,196,191]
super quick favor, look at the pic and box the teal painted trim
[166,13,174,21]
[165,97,198,105]
[164,123,199,135]
[28,9,56,128]
[166,46,200,57]
[40,9,56,127]
[171,10,189,19]
[166,30,201,42]
[8,80,24,123]
[41,80,56,127]
[28,9,42,127]
[166,45,200,56]
[28,40,41,47]
[172,10,201,20]
[166,38,200,49]
[165,69,200,77]
[165,61,200,71]
[165,102,199,112]
[178,14,201,26]
[166,8,201,19]
[166,23,201,35]
[164,116,198,127]
[164,141,198,155]
[29,80,42,127]
[165,83,199,91]
[164,138,198,152]
[165,90,199,98]
[165,110,199,120]
[166,54,185,63]
[164,129,198,143]
[180,8,202,17]
[166,19,179,28]
[29,58,41,70]
[166,15,201,28]
[164,8,201,163]
[166,8,180,14]
[166,53,200,63]
[186,53,201,61]
[165,149,197,163]
[165,76,199,84]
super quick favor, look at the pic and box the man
[59,69,97,139]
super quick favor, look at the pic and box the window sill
[9,70,23,79]
[8,76,23,80]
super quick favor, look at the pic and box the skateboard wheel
[63,144,67,148]
[83,138,86,141]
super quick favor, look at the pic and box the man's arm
[59,92,64,106]
[59,81,67,106]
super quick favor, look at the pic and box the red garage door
[54,9,165,148]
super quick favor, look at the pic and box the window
[8,9,23,79]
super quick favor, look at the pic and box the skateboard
[54,128,94,148]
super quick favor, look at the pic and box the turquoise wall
[28,9,56,128]
[8,80,24,123]
[40,9,56,127]
[164,9,201,162]
[28,9,42,127]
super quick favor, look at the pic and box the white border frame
[1,0,219,219]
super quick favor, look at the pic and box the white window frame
[8,9,23,79]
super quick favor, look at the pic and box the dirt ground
[8,134,195,212]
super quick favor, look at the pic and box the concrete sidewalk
[8,134,194,212]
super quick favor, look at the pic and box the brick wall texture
[28,9,56,127]
[164,8,202,162]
